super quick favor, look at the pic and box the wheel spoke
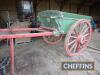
[84,39,88,42]
[70,42,76,52]
[43,35,62,44]
[51,38,55,41]
[82,27,89,35]
[78,43,82,50]
[79,23,83,31]
[68,39,76,46]
[81,24,87,33]
[48,36,52,41]
[74,29,78,36]
[78,23,81,31]
[78,23,82,32]
[50,36,57,42]
[70,35,77,39]
[72,42,77,53]
[48,36,51,39]
[83,33,89,37]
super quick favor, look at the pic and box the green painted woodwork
[38,10,92,35]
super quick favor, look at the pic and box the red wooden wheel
[65,19,92,56]
[43,35,62,45]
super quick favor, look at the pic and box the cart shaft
[0,28,53,75]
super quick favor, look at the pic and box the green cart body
[38,10,92,56]
[38,10,92,35]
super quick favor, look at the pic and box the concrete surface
[0,31,100,75]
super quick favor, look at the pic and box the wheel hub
[77,35,85,44]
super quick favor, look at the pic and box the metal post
[10,38,14,75]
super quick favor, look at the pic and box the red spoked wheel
[43,35,62,45]
[65,19,92,56]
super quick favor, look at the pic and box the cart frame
[0,27,54,75]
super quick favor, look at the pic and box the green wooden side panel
[38,17,57,28]
[56,18,76,34]
[38,10,92,35]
